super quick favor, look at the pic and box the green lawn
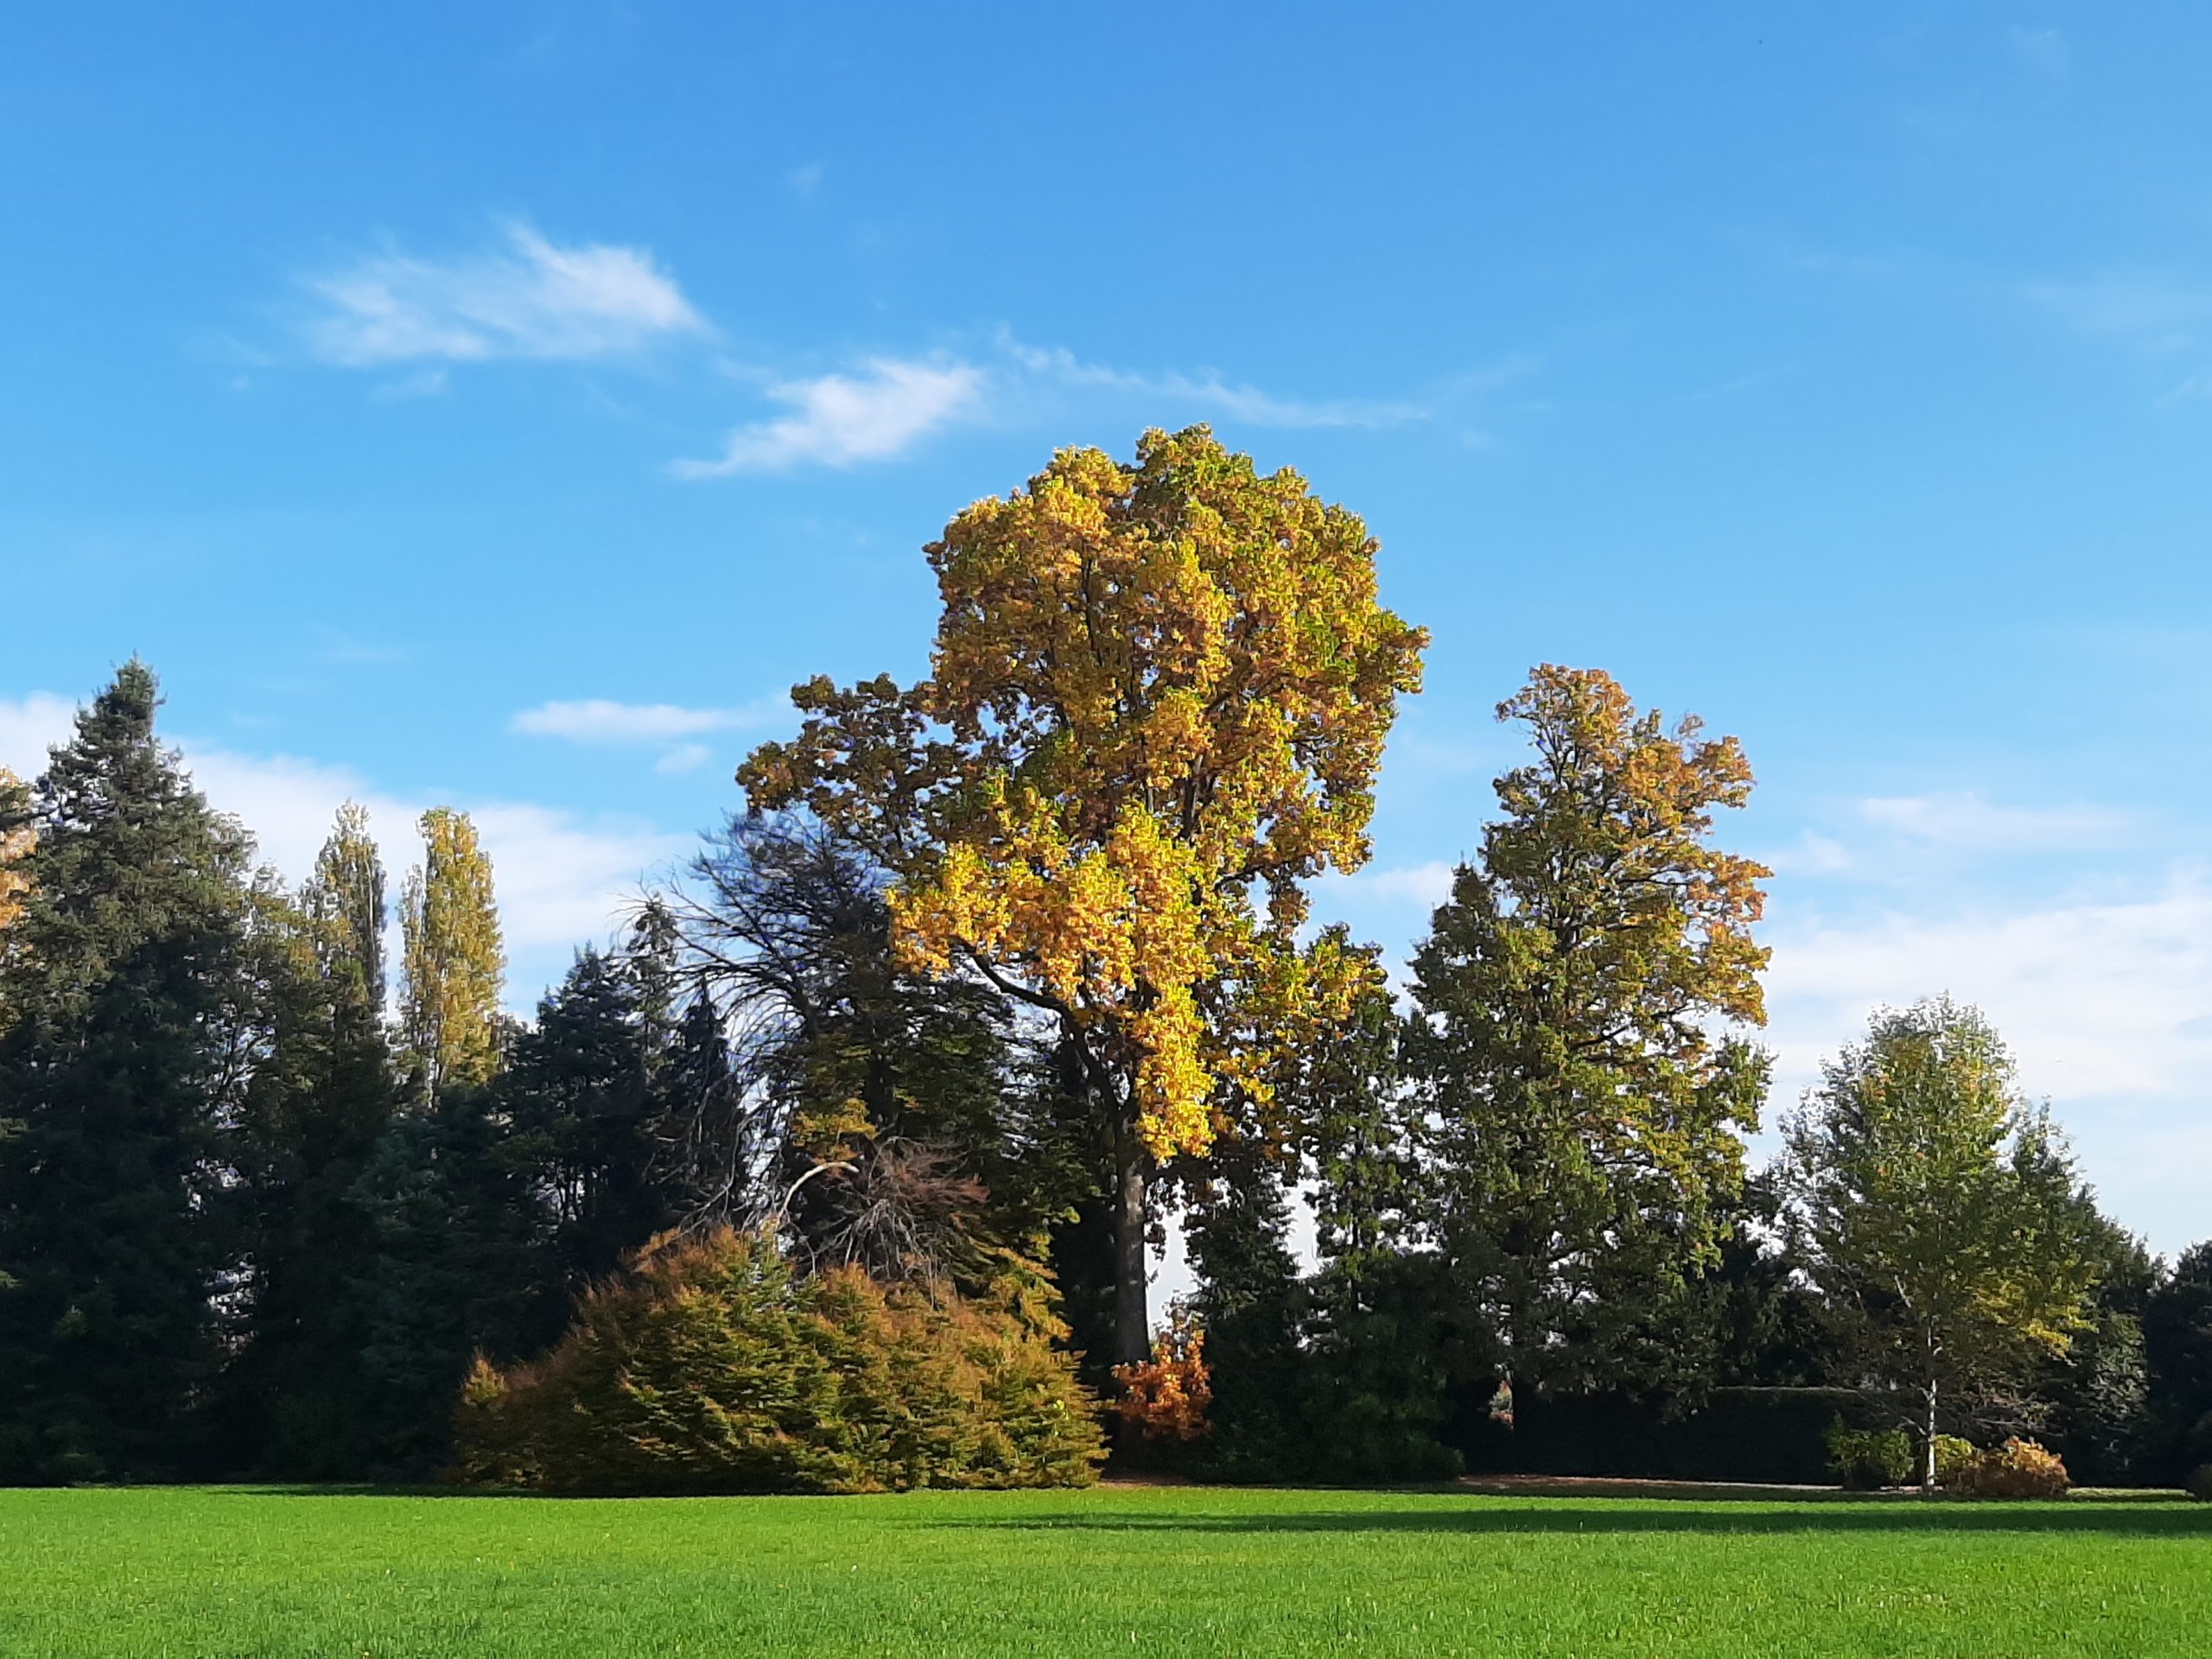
[1,1484,2205,1656]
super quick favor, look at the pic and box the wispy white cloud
[301,221,704,367]
[785,162,826,195]
[511,697,779,745]
[1324,859,1459,910]
[674,357,982,475]
[654,742,713,775]
[1008,341,1430,430]
[1857,791,2131,853]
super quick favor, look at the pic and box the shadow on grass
[928,1499,2212,1540]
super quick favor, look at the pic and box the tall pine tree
[0,663,255,1480]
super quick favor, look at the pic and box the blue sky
[3,3,2209,1254]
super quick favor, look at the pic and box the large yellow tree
[741,426,1427,1365]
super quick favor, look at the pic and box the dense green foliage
[1782,998,2104,1487]
[4,1486,2212,1656]
[454,1226,1102,1493]
[1,579,2203,1493]
[0,664,256,1481]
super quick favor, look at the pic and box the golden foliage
[741,427,1427,1156]
[0,766,31,937]
[1955,1437,2070,1499]
[1110,1309,1212,1442]
[399,806,505,1093]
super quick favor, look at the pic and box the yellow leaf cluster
[0,766,31,936]
[742,427,1427,1157]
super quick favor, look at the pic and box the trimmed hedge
[452,1227,1104,1494]
[1447,1387,1873,1486]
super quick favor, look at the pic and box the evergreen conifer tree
[0,663,255,1480]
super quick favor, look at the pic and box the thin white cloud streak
[1326,860,1459,910]
[1007,341,1430,430]
[302,222,704,367]
[511,697,781,745]
[673,358,982,474]
[1857,791,2132,853]
[654,743,713,775]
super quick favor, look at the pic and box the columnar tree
[302,800,388,1011]
[399,806,505,1096]
[740,427,1427,1363]
[0,663,254,1479]
[1780,997,2102,1490]
[1404,665,1770,1401]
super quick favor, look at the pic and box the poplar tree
[302,800,388,1011]
[1405,665,1771,1402]
[399,807,505,1097]
[0,663,254,1480]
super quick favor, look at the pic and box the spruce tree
[398,806,505,1098]
[0,663,255,1480]
[501,947,667,1293]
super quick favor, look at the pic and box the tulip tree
[741,426,1427,1363]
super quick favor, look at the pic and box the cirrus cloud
[301,221,705,367]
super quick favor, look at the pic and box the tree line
[0,427,2207,1491]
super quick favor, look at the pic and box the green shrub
[1955,1438,2069,1499]
[1931,1434,1980,1489]
[1826,1422,1912,1490]
[2183,1465,2212,1502]
[452,1227,1104,1494]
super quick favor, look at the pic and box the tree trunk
[1922,1379,1939,1493]
[1110,1112,1150,1369]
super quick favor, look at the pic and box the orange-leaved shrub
[1111,1309,1212,1443]
[452,1227,1104,1494]
[1955,1437,2069,1499]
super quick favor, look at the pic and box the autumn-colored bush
[452,1227,1103,1495]
[1826,1423,1912,1490]
[1112,1309,1212,1443]
[1955,1438,2070,1499]
[1930,1434,1980,1489]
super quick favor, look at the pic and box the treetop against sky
[4,5,2211,1251]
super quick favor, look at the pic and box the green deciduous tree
[1781,997,2103,1490]
[740,427,1427,1367]
[1404,664,1770,1401]
[0,663,255,1480]
[399,806,505,1097]
[302,800,388,1012]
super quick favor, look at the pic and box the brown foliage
[1955,1437,2071,1499]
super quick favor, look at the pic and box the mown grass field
[1,1484,2205,1656]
